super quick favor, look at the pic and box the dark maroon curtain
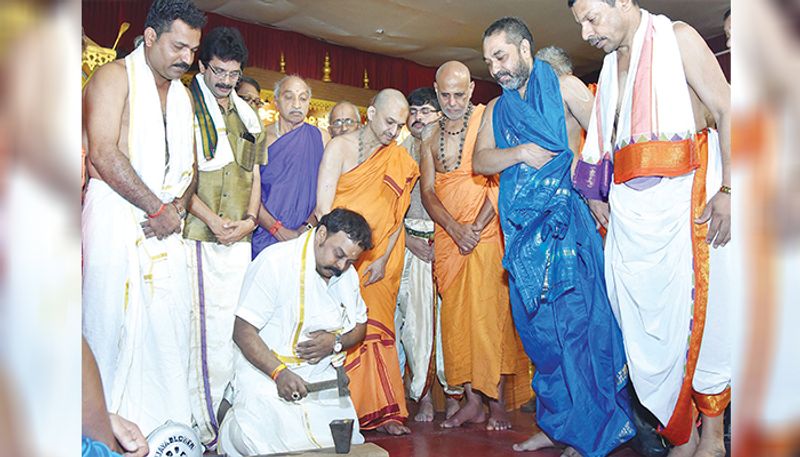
[82,0,502,103]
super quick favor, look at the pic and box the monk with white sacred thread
[218,208,371,456]
[569,1,732,456]
[82,0,206,436]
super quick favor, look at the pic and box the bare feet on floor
[693,413,726,457]
[445,397,461,420]
[667,423,699,457]
[414,395,435,422]
[376,420,411,436]
[486,399,512,431]
[560,446,582,457]
[512,431,556,452]
[692,443,726,457]
[440,397,485,428]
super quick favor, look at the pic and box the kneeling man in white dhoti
[218,207,371,456]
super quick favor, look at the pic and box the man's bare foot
[445,397,461,419]
[693,413,726,457]
[414,394,435,422]
[440,396,485,428]
[560,446,582,457]
[376,420,411,436]
[486,399,512,430]
[692,443,726,457]
[668,423,699,457]
[512,431,556,452]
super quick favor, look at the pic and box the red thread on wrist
[147,203,167,219]
[269,220,283,236]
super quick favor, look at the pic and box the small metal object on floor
[247,442,388,456]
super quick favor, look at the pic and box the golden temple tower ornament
[322,52,332,82]
[363,68,370,89]
[279,52,286,74]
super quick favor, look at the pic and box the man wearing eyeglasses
[328,100,361,138]
[184,26,267,447]
[394,88,462,422]
[236,76,265,112]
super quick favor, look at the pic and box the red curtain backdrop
[82,0,502,103]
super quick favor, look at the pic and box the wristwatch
[333,333,343,354]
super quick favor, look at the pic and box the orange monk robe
[334,141,419,430]
[432,104,531,409]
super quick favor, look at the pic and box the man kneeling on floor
[218,208,371,456]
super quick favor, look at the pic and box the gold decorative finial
[279,52,286,74]
[322,52,332,82]
[363,68,370,89]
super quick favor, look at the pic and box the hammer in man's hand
[304,365,350,397]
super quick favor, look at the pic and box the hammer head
[335,364,351,397]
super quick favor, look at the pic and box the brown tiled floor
[206,405,643,456]
[362,406,642,457]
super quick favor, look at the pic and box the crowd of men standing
[82,1,732,456]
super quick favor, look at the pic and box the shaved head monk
[420,61,531,431]
[315,88,419,435]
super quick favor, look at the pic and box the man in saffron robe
[420,61,531,431]
[395,87,462,423]
[473,17,636,457]
[569,1,732,456]
[251,75,325,258]
[315,88,419,436]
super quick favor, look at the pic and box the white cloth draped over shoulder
[82,43,195,435]
[192,73,262,172]
[582,10,731,429]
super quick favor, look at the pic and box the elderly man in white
[218,208,372,456]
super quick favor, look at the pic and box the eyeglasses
[331,118,358,128]
[409,107,438,116]
[207,64,243,81]
[241,96,264,107]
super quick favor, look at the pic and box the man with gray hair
[251,75,326,257]
[535,45,574,77]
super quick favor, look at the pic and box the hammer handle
[304,379,339,393]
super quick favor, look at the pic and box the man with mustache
[568,1,732,456]
[328,100,361,138]
[218,208,371,456]
[474,16,635,456]
[183,26,266,447]
[394,87,461,422]
[82,0,206,436]
[251,75,325,257]
[315,89,419,435]
[419,61,532,432]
